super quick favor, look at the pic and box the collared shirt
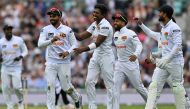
[139,20,184,64]
[38,24,77,64]
[114,26,142,62]
[87,18,114,58]
[0,35,28,67]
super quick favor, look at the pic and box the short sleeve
[98,25,110,36]
[87,23,95,34]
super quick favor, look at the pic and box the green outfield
[0,104,175,109]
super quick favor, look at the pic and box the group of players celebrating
[1,3,190,109]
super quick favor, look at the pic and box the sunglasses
[49,8,62,16]
[115,14,127,23]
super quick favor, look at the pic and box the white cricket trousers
[45,63,80,109]
[113,61,148,109]
[86,55,114,109]
[154,68,185,106]
[1,66,23,109]
[145,63,186,109]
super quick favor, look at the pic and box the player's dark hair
[94,4,108,16]
[159,5,174,19]
[171,17,176,23]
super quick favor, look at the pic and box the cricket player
[0,24,28,109]
[73,4,114,109]
[55,77,74,109]
[135,5,186,109]
[135,17,190,109]
[38,8,82,109]
[112,13,148,109]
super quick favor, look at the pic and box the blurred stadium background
[0,0,190,108]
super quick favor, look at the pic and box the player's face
[93,9,104,21]
[158,11,166,22]
[49,14,60,26]
[114,19,125,31]
[4,28,13,40]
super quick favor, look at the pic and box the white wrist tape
[88,43,96,50]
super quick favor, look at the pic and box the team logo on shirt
[114,37,118,41]
[162,32,169,45]
[92,26,95,31]
[48,33,54,39]
[173,29,180,32]
[116,44,126,49]
[101,27,109,30]
[121,36,128,41]
[164,32,169,40]
[59,32,66,38]
[13,44,18,48]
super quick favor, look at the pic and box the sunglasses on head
[49,8,62,16]
[115,13,127,23]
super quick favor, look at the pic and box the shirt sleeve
[131,33,143,57]
[166,26,182,59]
[139,23,161,41]
[20,39,28,57]
[98,25,110,36]
[38,28,52,47]
[67,30,77,54]
[86,23,95,34]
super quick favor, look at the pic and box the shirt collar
[51,23,63,29]
[119,25,127,33]
[96,18,106,26]
[163,19,173,28]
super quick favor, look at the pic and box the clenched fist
[59,51,69,59]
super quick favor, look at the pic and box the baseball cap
[159,5,173,19]
[3,24,13,30]
[112,13,128,23]
[47,7,62,17]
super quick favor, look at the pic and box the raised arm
[165,27,182,60]
[38,29,59,47]
[75,23,96,41]
[75,31,92,41]
[73,25,111,54]
[134,18,161,41]
[60,19,92,41]
[73,34,107,54]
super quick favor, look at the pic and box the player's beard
[50,19,59,26]
[158,16,165,22]
[114,26,121,31]
[5,34,12,41]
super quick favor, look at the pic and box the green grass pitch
[0,104,175,109]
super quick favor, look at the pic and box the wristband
[88,43,96,50]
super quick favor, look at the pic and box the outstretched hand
[133,17,143,25]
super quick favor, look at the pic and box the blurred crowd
[0,0,190,91]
